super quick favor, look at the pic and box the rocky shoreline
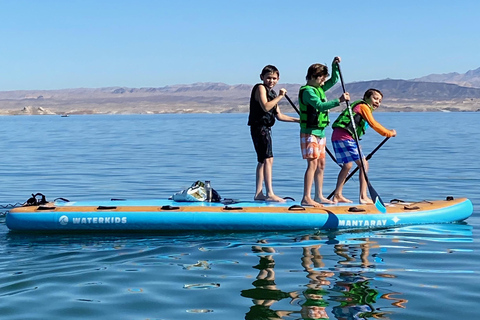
[1,81,480,115]
[2,101,479,116]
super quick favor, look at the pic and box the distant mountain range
[412,67,480,87]
[1,67,479,115]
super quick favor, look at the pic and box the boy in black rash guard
[248,65,299,202]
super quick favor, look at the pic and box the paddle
[284,94,300,115]
[284,94,340,167]
[327,137,390,199]
[337,63,387,213]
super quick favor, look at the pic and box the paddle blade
[373,197,387,213]
[368,183,387,213]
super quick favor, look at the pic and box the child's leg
[333,162,353,203]
[254,162,266,200]
[313,157,334,204]
[301,159,322,207]
[263,157,285,202]
[356,159,373,204]
[251,125,275,201]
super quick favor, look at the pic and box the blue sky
[1,0,478,91]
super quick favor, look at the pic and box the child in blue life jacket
[248,65,299,202]
[331,88,396,204]
[299,57,350,207]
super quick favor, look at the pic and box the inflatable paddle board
[5,196,473,232]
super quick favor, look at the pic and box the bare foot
[265,194,286,202]
[254,193,267,201]
[360,197,374,204]
[315,196,335,204]
[301,197,323,207]
[332,194,353,203]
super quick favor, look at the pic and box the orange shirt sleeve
[357,104,395,137]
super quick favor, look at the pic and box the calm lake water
[0,112,478,320]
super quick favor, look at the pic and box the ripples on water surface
[0,113,479,319]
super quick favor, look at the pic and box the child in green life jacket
[299,57,350,207]
[331,88,396,204]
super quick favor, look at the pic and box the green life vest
[332,100,372,138]
[298,85,330,130]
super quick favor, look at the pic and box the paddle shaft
[327,137,390,199]
[284,94,300,115]
[337,63,386,210]
[284,94,340,167]
[337,64,369,181]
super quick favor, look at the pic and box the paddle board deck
[5,196,473,232]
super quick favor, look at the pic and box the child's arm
[322,60,340,92]
[257,85,285,112]
[358,104,396,137]
[302,87,340,112]
[275,106,299,123]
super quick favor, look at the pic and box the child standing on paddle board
[331,88,396,204]
[248,65,299,202]
[299,57,350,207]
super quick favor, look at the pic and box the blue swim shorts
[332,139,363,164]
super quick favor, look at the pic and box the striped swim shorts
[332,139,363,164]
[300,133,326,159]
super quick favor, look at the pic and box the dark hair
[260,65,280,78]
[306,63,329,81]
[363,88,383,100]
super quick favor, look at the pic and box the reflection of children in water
[299,235,332,320]
[331,272,378,320]
[331,241,380,320]
[241,236,403,320]
[300,287,330,320]
[241,240,298,320]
